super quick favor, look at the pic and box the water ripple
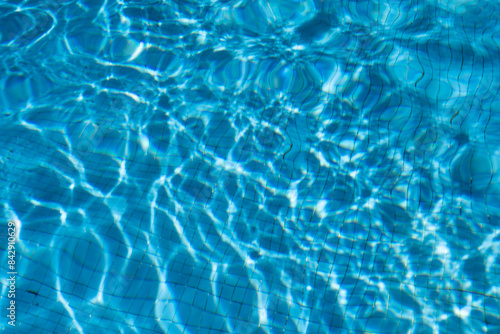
[1,0,500,333]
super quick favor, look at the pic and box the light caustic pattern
[1,0,500,333]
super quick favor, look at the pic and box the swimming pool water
[1,0,500,333]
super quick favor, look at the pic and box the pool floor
[1,0,500,333]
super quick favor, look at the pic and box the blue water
[1,0,500,333]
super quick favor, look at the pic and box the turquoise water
[1,0,500,333]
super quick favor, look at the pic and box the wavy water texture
[1,0,500,333]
